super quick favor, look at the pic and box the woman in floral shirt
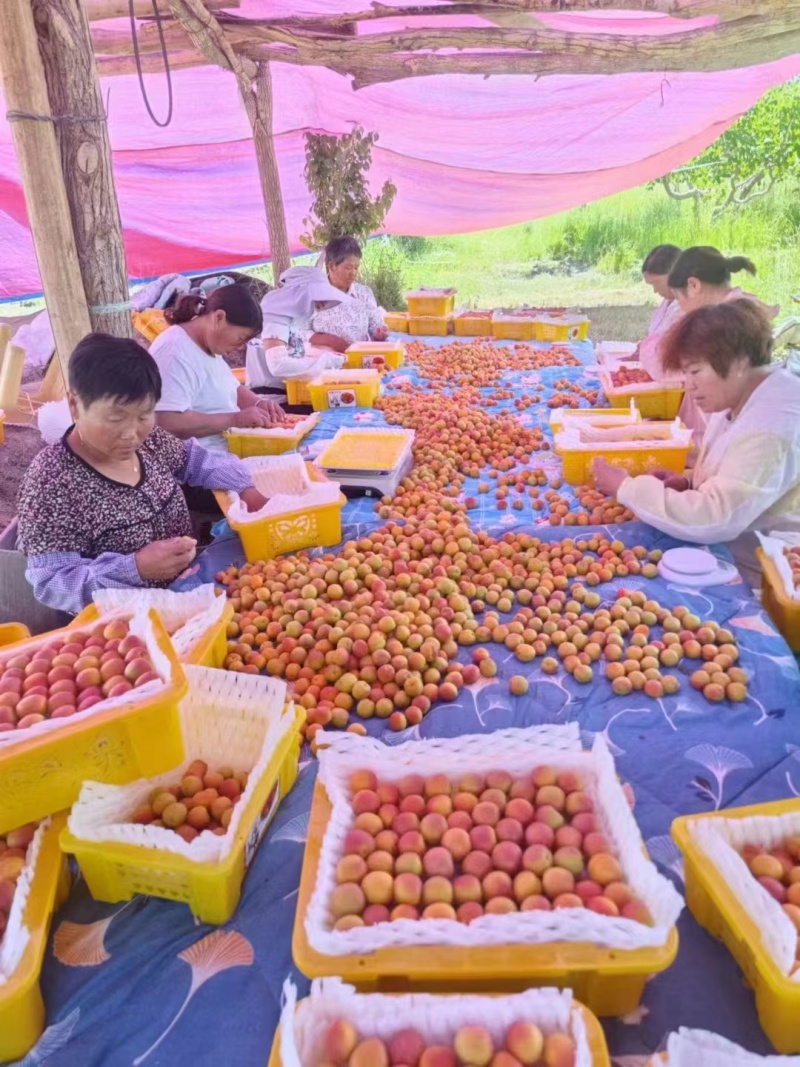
[311,236,389,350]
[17,335,266,614]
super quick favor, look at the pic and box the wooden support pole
[33,0,132,338]
[0,1,91,382]
[166,0,293,286]
[251,62,291,284]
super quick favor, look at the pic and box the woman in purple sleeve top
[17,334,266,614]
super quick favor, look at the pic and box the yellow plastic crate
[306,370,381,411]
[225,414,319,458]
[285,378,313,406]
[384,312,409,333]
[0,611,187,834]
[344,341,405,371]
[557,425,692,486]
[492,314,537,342]
[71,599,234,670]
[599,370,685,421]
[673,800,800,1053]
[132,308,168,343]
[0,622,30,647]
[292,780,678,1015]
[214,462,346,564]
[550,407,641,434]
[408,315,452,337]
[454,313,494,337]
[0,813,70,1062]
[758,548,800,653]
[535,315,590,343]
[406,290,456,317]
[267,995,611,1067]
[61,704,305,925]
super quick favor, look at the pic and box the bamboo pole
[33,0,132,338]
[0,1,90,383]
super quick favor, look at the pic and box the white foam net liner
[66,666,294,865]
[279,978,593,1067]
[557,419,689,448]
[89,585,226,660]
[689,813,800,977]
[653,1028,800,1066]
[306,727,683,957]
[0,611,172,751]
[228,413,318,438]
[757,531,800,602]
[0,817,49,985]
[224,453,341,524]
[599,365,684,394]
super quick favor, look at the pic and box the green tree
[660,79,800,218]
[301,126,397,249]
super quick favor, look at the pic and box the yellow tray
[267,996,611,1067]
[535,316,590,343]
[408,315,452,337]
[317,430,412,472]
[384,312,409,333]
[559,432,692,486]
[406,291,456,317]
[0,813,71,1063]
[285,378,312,406]
[61,706,305,924]
[0,611,187,834]
[292,781,678,1015]
[71,600,234,670]
[758,548,800,653]
[454,314,494,337]
[225,414,319,458]
[214,464,346,564]
[344,341,405,371]
[673,799,800,1053]
[307,371,381,412]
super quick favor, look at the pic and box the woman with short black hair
[17,334,266,614]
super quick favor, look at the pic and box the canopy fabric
[0,7,798,297]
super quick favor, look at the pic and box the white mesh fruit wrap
[279,978,593,1067]
[0,818,49,984]
[90,584,227,659]
[225,453,341,523]
[66,666,294,864]
[689,813,800,976]
[659,1027,800,1066]
[306,728,683,956]
[0,611,171,751]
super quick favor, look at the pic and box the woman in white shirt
[311,236,389,349]
[594,300,800,586]
[151,285,284,452]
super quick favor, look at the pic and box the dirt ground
[0,304,651,535]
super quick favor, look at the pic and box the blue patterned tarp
[11,337,800,1067]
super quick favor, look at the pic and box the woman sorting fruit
[17,335,267,615]
[635,244,682,379]
[668,245,779,319]
[593,300,800,587]
[246,265,352,390]
[310,235,389,348]
[150,283,285,452]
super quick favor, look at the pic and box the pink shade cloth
[0,7,798,297]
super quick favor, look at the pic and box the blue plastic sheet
[12,338,800,1067]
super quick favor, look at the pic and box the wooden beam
[0,1,91,380]
[166,0,292,285]
[33,0,133,339]
[83,0,234,19]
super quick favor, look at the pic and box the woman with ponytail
[668,246,779,319]
[150,284,285,451]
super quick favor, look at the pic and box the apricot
[350,1038,389,1067]
[330,882,366,919]
[454,1026,494,1067]
[542,1032,577,1067]
[587,853,623,886]
[321,1018,358,1064]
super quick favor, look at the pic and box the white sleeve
[617,432,797,544]
[262,321,290,342]
[153,340,203,413]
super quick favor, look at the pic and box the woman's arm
[155,409,240,439]
[178,439,268,512]
[25,551,147,615]
[309,332,349,353]
[617,432,796,544]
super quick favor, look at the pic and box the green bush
[361,241,407,311]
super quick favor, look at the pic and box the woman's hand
[372,325,389,341]
[256,397,287,424]
[135,537,197,581]
[240,487,268,513]
[649,469,691,492]
[230,407,273,430]
[592,458,628,497]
